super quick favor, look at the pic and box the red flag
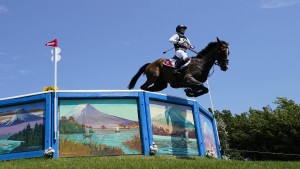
[45,39,58,47]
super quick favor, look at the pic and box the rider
[169,24,194,74]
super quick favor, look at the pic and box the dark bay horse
[128,37,229,97]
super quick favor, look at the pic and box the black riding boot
[173,59,186,74]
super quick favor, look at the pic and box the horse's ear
[216,37,221,43]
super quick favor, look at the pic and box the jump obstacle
[0,90,221,160]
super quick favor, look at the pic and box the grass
[1,156,300,169]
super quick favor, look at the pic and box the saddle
[163,56,191,69]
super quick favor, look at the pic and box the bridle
[215,45,229,66]
[193,40,229,75]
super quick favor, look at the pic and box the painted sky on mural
[0,102,45,114]
[0,1,299,114]
[59,99,139,121]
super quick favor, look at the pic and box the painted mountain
[151,106,194,129]
[1,109,42,126]
[0,108,43,135]
[64,104,138,128]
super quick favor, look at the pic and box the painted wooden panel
[149,100,199,156]
[199,112,218,158]
[58,99,142,157]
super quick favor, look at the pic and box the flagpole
[54,46,58,140]
[45,39,59,141]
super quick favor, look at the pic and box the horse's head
[215,37,229,71]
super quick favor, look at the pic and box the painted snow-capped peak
[1,108,42,126]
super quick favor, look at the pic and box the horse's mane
[199,42,218,56]
[193,40,228,58]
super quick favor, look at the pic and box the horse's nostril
[221,65,228,71]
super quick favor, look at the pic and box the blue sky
[0,0,299,114]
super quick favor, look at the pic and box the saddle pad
[163,58,176,67]
[163,58,191,69]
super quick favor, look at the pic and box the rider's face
[180,28,186,34]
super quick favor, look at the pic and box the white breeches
[175,50,188,61]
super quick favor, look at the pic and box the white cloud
[122,41,131,46]
[0,5,8,13]
[260,0,300,8]
[19,70,29,75]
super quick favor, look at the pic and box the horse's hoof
[186,92,195,97]
[186,94,193,97]
[184,89,194,97]
[193,91,206,97]
[184,89,195,97]
[184,88,192,93]
[193,94,202,97]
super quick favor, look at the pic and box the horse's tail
[128,63,150,90]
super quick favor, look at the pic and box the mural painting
[149,100,198,155]
[199,112,218,158]
[0,102,45,155]
[59,99,142,157]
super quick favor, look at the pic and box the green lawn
[1,156,300,169]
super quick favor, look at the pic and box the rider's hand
[177,41,185,45]
[190,45,195,49]
[177,41,188,47]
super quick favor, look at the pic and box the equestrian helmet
[176,25,187,33]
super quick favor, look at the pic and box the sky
[0,0,299,114]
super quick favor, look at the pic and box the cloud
[122,41,131,46]
[0,5,8,13]
[260,0,300,8]
[19,70,29,75]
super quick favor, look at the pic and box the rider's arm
[169,34,179,44]
[186,38,194,49]
[186,38,191,45]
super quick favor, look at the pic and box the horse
[127,37,229,97]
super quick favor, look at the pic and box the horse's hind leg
[140,79,155,91]
[140,74,159,91]
[146,80,168,92]
[140,63,162,91]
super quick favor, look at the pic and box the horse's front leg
[182,75,204,97]
[184,88,194,97]
[184,85,208,97]
[193,85,208,97]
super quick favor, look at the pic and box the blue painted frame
[0,93,52,161]
[192,103,205,156]
[198,104,221,159]
[56,91,150,156]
